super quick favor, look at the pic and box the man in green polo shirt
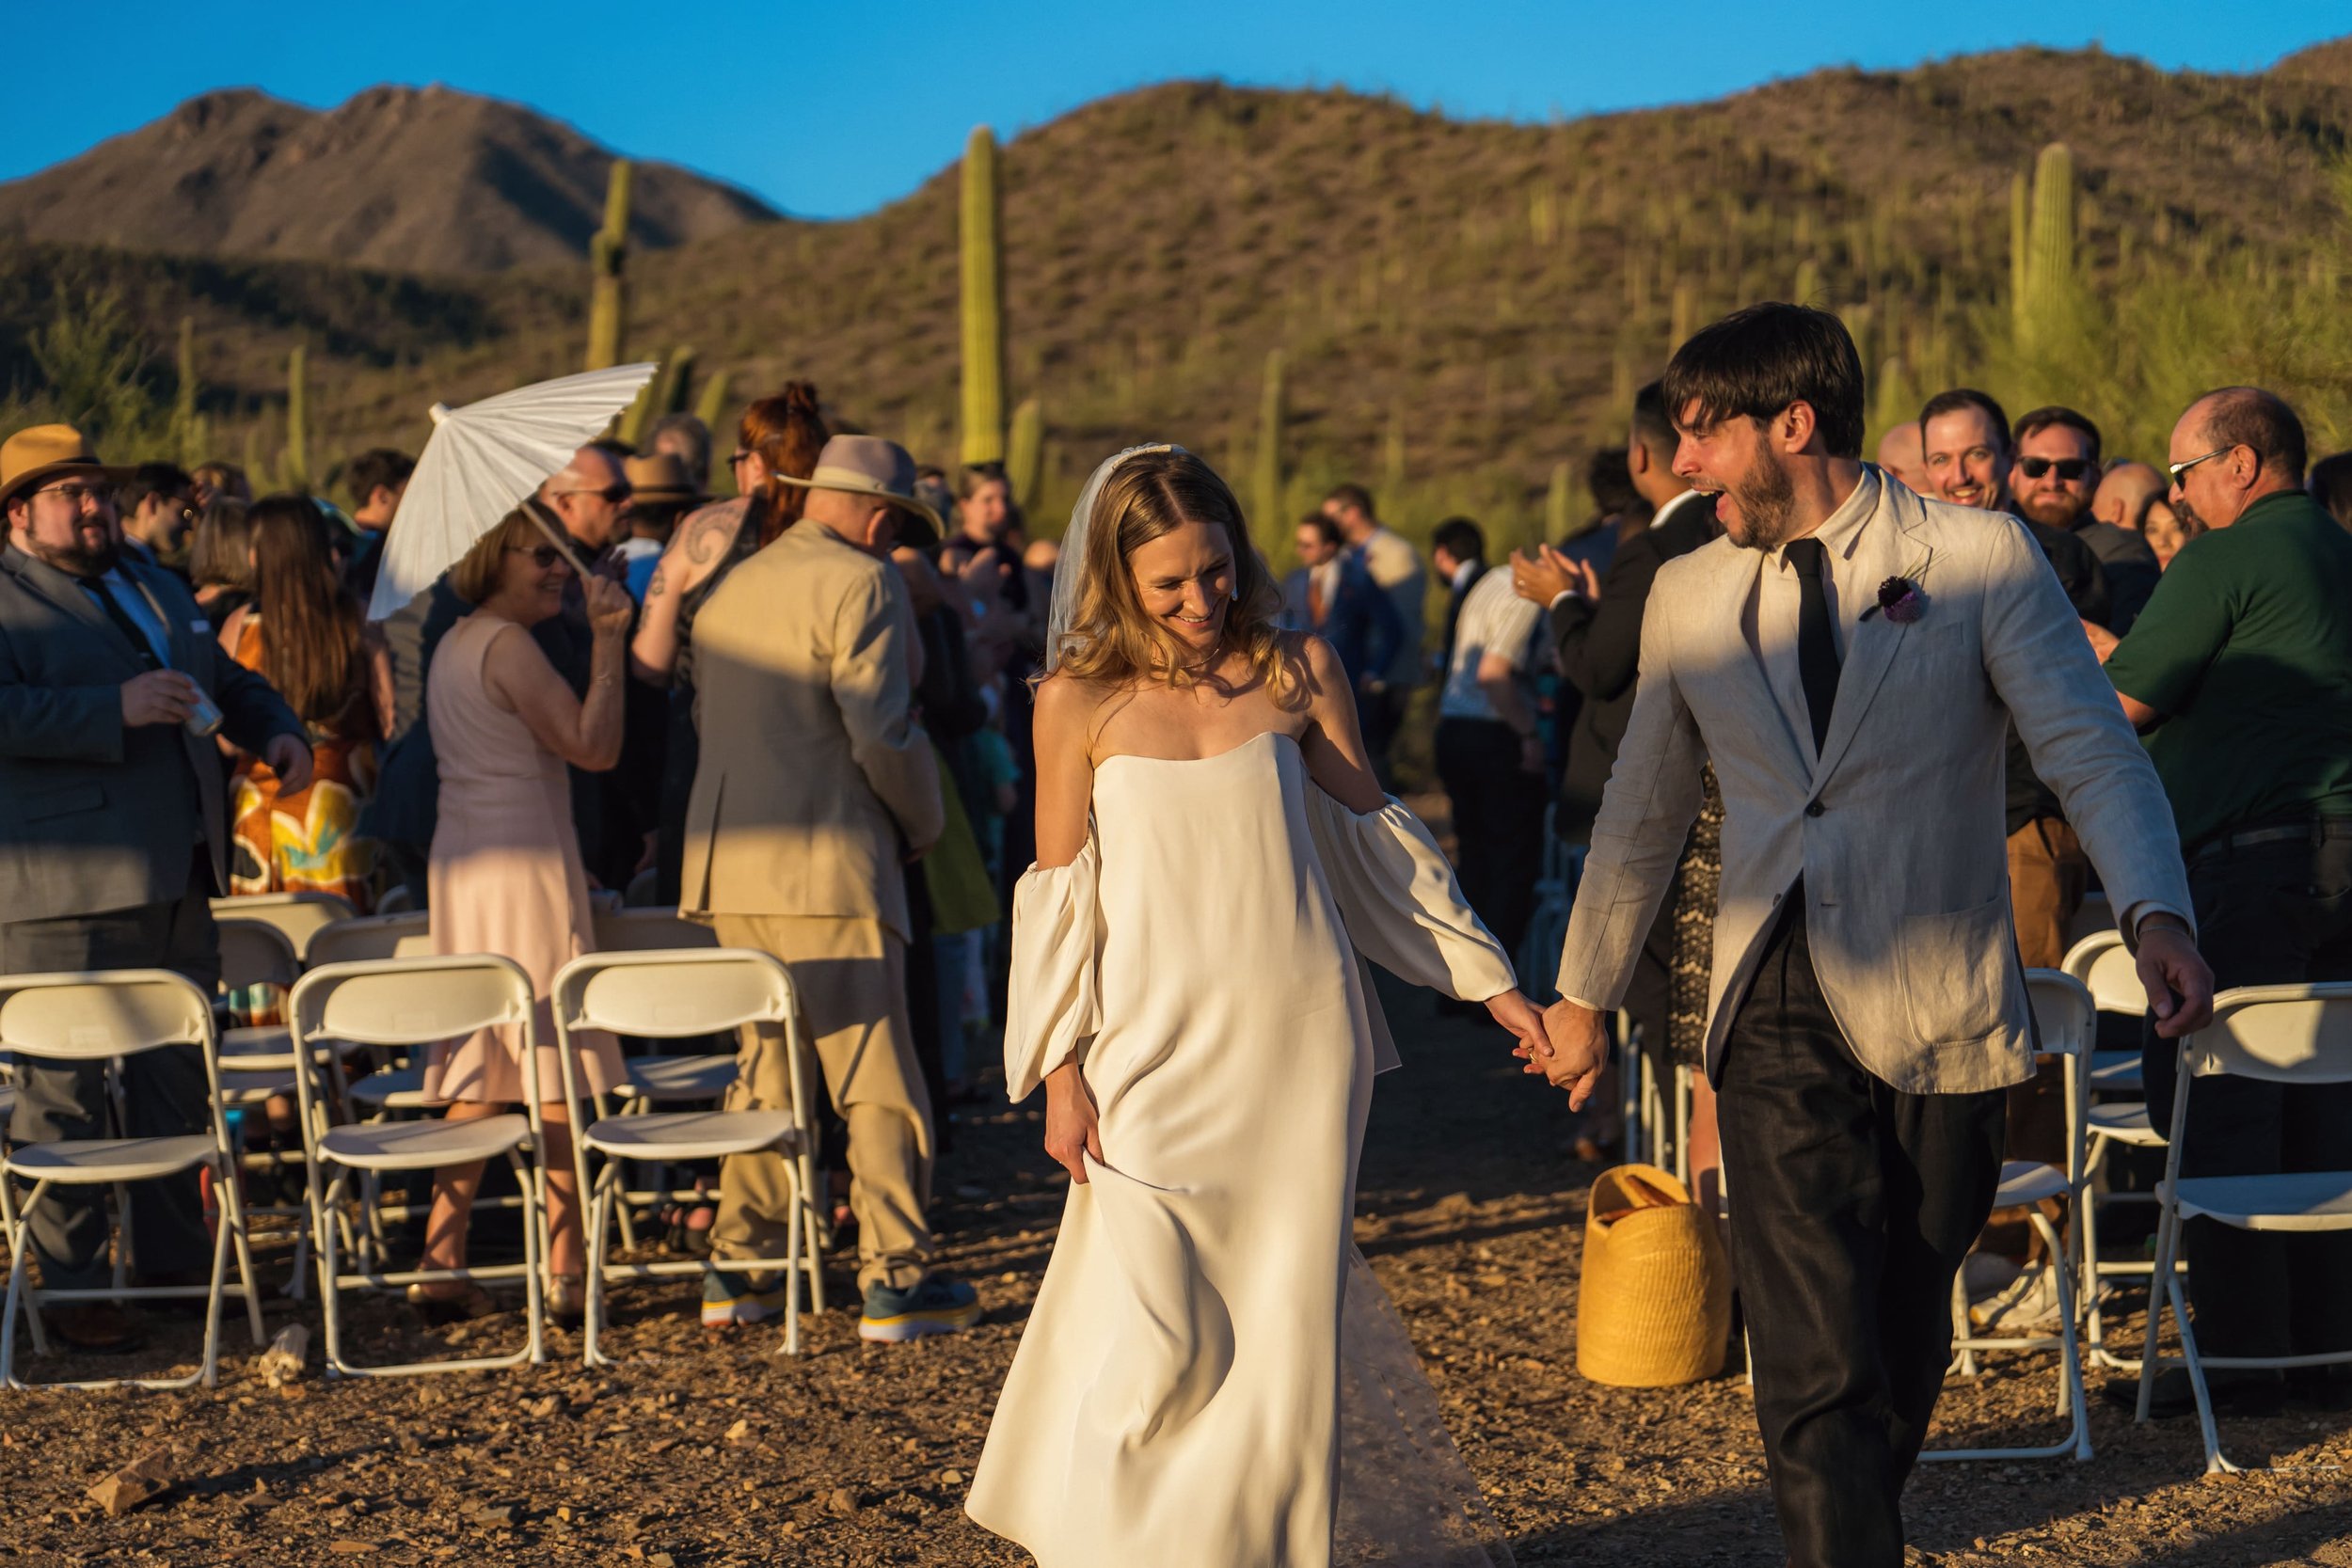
[2097,386,2352,1418]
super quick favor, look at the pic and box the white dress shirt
[1741,468,1879,766]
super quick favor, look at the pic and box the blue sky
[3,3,2337,219]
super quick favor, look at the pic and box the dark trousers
[1433,717,1547,961]
[1717,900,2006,1568]
[2141,832,2352,1362]
[1359,684,1410,785]
[2,888,221,1290]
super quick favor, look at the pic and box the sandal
[406,1281,497,1324]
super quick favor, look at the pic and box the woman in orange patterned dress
[219,495,388,914]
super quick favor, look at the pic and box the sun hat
[624,451,707,505]
[0,424,127,513]
[771,435,944,532]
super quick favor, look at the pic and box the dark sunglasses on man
[554,482,633,505]
[2016,457,2094,482]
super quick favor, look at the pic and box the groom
[1533,304,2212,1567]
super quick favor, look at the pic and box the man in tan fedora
[0,423,308,1354]
[681,434,979,1341]
[618,452,704,602]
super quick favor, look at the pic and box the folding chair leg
[783,1182,803,1357]
[1949,1269,1979,1379]
[2029,1208,2092,1460]
[0,1175,48,1359]
[2081,1135,2116,1368]
[510,1150,546,1368]
[799,1146,827,1317]
[0,1179,45,1389]
[2136,1202,2184,1421]
[317,1171,351,1376]
[199,1176,234,1389]
[218,1160,266,1347]
[584,1167,617,1369]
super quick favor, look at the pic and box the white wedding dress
[965,730,1519,1568]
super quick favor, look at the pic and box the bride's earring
[1231,583,1242,601]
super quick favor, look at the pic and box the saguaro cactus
[2013,144,2079,353]
[586,160,632,371]
[693,368,733,436]
[172,315,204,466]
[1006,396,1043,507]
[279,343,311,493]
[1546,461,1573,542]
[1250,350,1284,539]
[959,126,1007,467]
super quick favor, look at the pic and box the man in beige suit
[681,435,979,1342]
[1529,307,2213,1568]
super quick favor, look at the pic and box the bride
[964,446,1542,1567]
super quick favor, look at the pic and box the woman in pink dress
[415,509,632,1321]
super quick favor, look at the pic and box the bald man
[2092,460,2166,534]
[1875,421,1927,493]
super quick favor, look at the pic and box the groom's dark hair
[1663,302,1866,460]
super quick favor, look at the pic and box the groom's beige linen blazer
[1555,469,2191,1094]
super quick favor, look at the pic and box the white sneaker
[1969,1264,2065,1334]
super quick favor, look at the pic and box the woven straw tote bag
[1576,1163,1731,1387]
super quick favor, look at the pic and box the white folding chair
[301,913,441,1270]
[0,970,265,1390]
[287,955,547,1378]
[2134,982,2352,1474]
[1923,970,2094,1462]
[2062,929,2172,1369]
[550,949,820,1362]
[210,893,358,965]
[590,908,719,956]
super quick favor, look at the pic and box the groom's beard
[1729,449,1800,553]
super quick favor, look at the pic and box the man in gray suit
[0,424,309,1353]
[1528,309,2212,1568]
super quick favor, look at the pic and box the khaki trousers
[705,914,936,1292]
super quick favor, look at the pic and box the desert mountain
[0,86,776,274]
[3,41,2349,526]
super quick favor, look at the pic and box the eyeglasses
[505,544,566,569]
[34,483,114,508]
[2168,445,2236,483]
[556,483,632,504]
[2016,457,2094,482]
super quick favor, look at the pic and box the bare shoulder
[1032,669,1108,732]
[1291,628,1348,691]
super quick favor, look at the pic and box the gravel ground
[4,978,2350,1566]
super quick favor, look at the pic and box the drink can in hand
[182,681,224,739]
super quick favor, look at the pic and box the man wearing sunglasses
[2010,406,2160,631]
[2095,387,2352,1417]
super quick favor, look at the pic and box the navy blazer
[0,544,301,923]
[1281,557,1403,688]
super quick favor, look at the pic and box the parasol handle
[428,403,453,426]
[521,505,596,582]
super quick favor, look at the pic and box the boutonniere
[1860,557,1931,624]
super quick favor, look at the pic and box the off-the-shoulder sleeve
[1002,837,1102,1101]
[1306,788,1516,1003]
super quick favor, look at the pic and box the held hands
[1485,990,1551,1062]
[2137,918,2215,1038]
[1041,1061,1103,1184]
[583,575,634,638]
[120,669,201,727]
[1513,998,1610,1109]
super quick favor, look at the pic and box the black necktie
[1784,537,1839,755]
[81,578,165,672]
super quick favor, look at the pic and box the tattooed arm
[629,502,742,684]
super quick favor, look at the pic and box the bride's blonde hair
[1051,449,1296,695]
